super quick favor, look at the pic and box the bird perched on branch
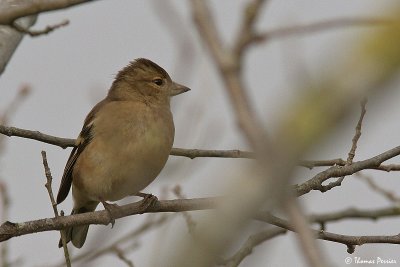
[56,58,190,248]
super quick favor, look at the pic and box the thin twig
[309,206,400,224]
[299,158,347,169]
[0,86,30,151]
[170,147,254,159]
[299,158,400,172]
[41,151,58,215]
[255,213,400,252]
[320,100,367,192]
[295,145,400,196]
[41,151,71,267]
[0,182,10,267]
[220,228,286,267]
[347,99,368,164]
[356,172,400,203]
[220,206,400,266]
[63,214,170,266]
[173,186,196,234]
[256,17,393,42]
[0,85,30,267]
[12,19,69,37]
[113,246,134,267]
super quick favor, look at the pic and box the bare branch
[223,204,400,267]
[0,0,99,25]
[170,147,254,159]
[41,151,60,216]
[3,122,400,196]
[299,158,347,169]
[0,197,219,242]
[41,151,71,267]
[319,99,368,192]
[220,228,286,267]
[191,0,269,150]
[256,17,393,42]
[223,205,400,266]
[347,99,367,164]
[0,86,30,151]
[0,2,37,76]
[309,206,400,224]
[256,213,400,250]
[0,182,10,267]
[1,193,399,259]
[112,246,134,267]
[356,173,400,203]
[233,0,268,57]
[299,158,400,172]
[295,145,400,196]
[0,124,75,148]
[0,124,256,158]
[173,186,196,234]
[12,19,69,36]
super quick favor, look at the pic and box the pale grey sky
[1,1,400,266]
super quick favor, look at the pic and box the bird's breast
[73,101,175,202]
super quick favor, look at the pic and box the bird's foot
[101,200,120,228]
[135,192,158,213]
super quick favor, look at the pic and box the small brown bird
[56,58,190,248]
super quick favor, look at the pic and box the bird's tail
[59,202,98,248]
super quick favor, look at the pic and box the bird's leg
[100,199,120,228]
[134,192,158,213]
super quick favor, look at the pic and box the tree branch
[12,19,69,37]
[295,145,400,196]
[2,194,400,257]
[256,17,393,42]
[0,0,99,25]
[318,99,368,192]
[2,123,400,175]
[309,206,400,224]
[0,1,37,76]
[0,197,219,242]
[256,213,400,250]
[41,151,71,267]
[191,0,269,150]
[170,147,254,159]
[0,124,255,158]
[220,228,286,267]
[0,124,75,148]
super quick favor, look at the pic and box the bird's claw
[101,201,120,228]
[137,193,158,213]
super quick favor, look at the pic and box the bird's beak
[170,82,191,96]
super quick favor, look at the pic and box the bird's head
[108,58,190,104]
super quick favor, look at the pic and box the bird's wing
[56,123,94,204]
[56,99,107,204]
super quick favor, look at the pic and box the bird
[56,58,190,248]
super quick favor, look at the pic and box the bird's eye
[152,78,163,86]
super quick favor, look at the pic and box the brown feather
[56,101,107,204]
